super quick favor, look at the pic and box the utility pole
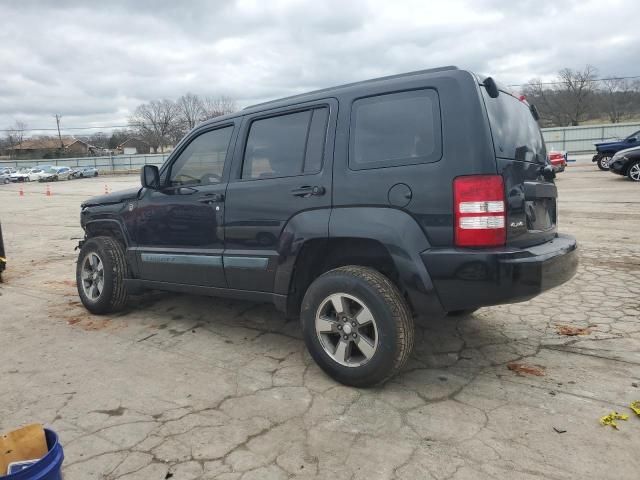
[54,114,64,150]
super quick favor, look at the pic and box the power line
[508,74,640,87]
[0,124,138,133]
[3,72,640,131]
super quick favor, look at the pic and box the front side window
[169,126,233,186]
[349,89,441,170]
[242,107,328,179]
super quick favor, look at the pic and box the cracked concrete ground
[0,160,639,479]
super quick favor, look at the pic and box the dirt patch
[556,325,592,336]
[507,362,546,377]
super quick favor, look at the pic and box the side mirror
[141,165,160,190]
[628,137,637,143]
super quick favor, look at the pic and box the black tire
[627,160,640,182]
[301,266,414,387]
[447,308,479,317]
[597,155,611,170]
[94,171,99,177]
[76,236,129,314]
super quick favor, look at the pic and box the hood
[594,140,622,148]
[82,187,141,207]
[612,145,640,160]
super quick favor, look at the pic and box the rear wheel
[94,171,99,177]
[628,161,640,182]
[76,236,129,314]
[597,155,611,170]
[301,266,414,387]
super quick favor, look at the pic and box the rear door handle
[198,193,225,204]
[291,185,325,197]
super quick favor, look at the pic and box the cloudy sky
[1,0,638,135]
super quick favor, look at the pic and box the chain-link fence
[542,122,640,154]
[0,153,170,173]
[3,121,640,170]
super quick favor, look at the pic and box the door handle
[291,185,325,197]
[198,193,225,204]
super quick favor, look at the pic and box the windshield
[626,130,640,140]
[481,87,547,163]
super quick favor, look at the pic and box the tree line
[522,65,640,127]
[4,67,640,157]
[0,93,237,156]
[127,94,237,152]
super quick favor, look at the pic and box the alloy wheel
[81,252,105,301]
[630,163,640,182]
[315,293,378,367]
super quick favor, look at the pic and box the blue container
[4,429,63,480]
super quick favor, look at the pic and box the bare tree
[201,96,237,121]
[523,65,599,126]
[599,77,638,123]
[176,93,205,131]
[522,80,567,127]
[6,120,27,148]
[129,99,180,153]
[86,132,109,149]
[557,65,598,126]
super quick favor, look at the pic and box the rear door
[223,99,337,291]
[481,88,557,248]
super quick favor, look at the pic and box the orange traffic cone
[19,186,24,197]
[46,184,51,196]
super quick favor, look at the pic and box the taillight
[453,175,506,247]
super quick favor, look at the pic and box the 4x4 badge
[510,221,524,228]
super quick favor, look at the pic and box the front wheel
[76,236,129,314]
[597,155,611,170]
[628,161,640,182]
[301,266,414,387]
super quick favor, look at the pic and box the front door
[133,124,236,287]
[223,100,337,291]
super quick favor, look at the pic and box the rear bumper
[421,234,578,311]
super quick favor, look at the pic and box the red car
[548,151,567,172]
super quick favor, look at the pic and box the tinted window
[481,88,546,163]
[242,111,310,179]
[242,107,329,179]
[169,126,233,186]
[350,89,441,170]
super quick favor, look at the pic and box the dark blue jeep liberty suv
[76,67,578,386]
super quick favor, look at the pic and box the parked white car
[10,169,32,182]
[1,172,11,184]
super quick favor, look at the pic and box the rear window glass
[349,89,442,170]
[482,88,547,163]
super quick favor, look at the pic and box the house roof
[117,137,150,148]
[11,136,90,151]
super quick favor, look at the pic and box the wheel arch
[84,219,130,247]
[277,207,445,318]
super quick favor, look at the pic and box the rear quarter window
[349,89,442,170]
